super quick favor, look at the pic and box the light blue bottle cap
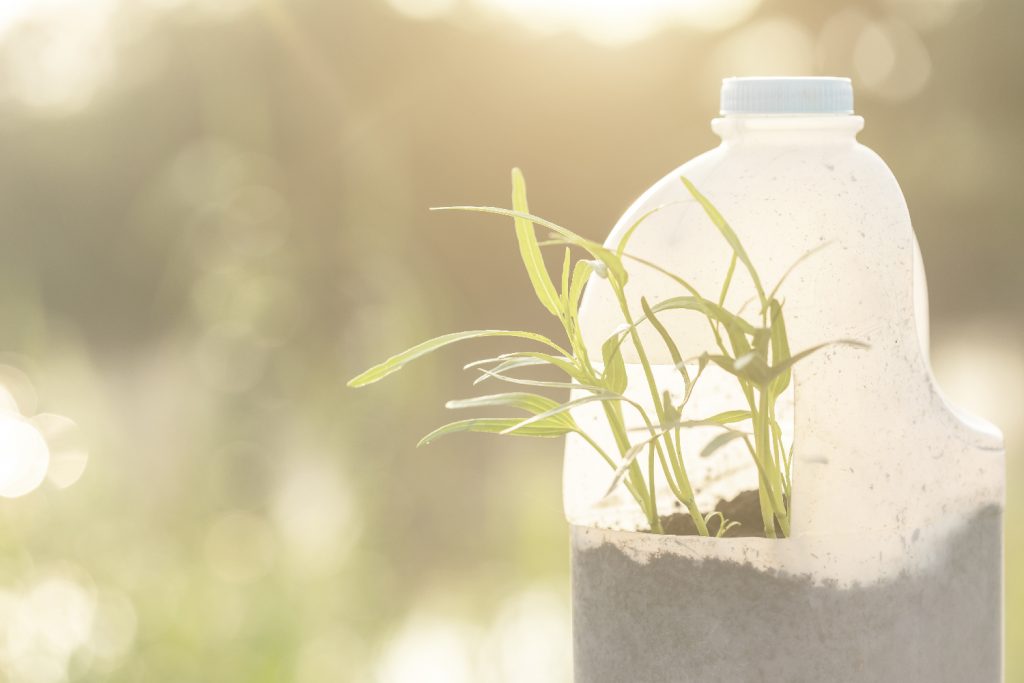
[720,77,854,115]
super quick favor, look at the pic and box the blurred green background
[0,0,1019,680]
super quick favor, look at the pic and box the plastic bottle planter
[566,78,1003,683]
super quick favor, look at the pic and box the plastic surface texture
[565,81,1004,682]
[719,76,854,115]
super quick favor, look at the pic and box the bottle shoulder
[603,140,904,252]
[581,139,1001,456]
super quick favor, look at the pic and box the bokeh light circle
[0,412,50,498]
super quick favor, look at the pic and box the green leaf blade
[346,330,567,388]
[601,332,628,394]
[640,296,691,392]
[568,260,592,314]
[615,205,667,258]
[768,299,792,395]
[700,430,747,458]
[500,392,624,435]
[649,296,757,336]
[418,418,574,447]
[445,392,577,430]
[432,205,628,285]
[511,168,562,318]
[446,391,560,413]
[680,176,766,305]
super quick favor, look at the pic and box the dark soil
[660,489,782,537]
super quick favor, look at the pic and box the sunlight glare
[0,365,39,415]
[0,0,118,114]
[385,0,763,44]
[2,572,97,683]
[33,413,89,490]
[387,0,459,21]
[0,0,36,38]
[473,0,761,44]
[86,590,138,665]
[271,456,362,577]
[375,612,480,683]
[481,585,572,683]
[0,412,50,499]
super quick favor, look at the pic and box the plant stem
[600,401,659,532]
[647,445,663,534]
[614,288,708,536]
[579,430,645,511]
[752,390,790,537]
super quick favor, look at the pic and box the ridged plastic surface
[720,76,854,115]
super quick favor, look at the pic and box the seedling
[348,169,863,537]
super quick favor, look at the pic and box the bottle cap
[720,77,854,115]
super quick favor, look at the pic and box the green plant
[348,169,863,537]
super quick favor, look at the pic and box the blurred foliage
[0,0,1019,680]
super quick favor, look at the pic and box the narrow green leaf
[447,392,578,430]
[568,259,592,317]
[700,352,735,371]
[678,353,708,409]
[704,340,868,387]
[730,351,773,385]
[511,168,562,317]
[446,392,559,414]
[501,392,626,435]
[719,253,738,307]
[603,429,668,498]
[480,351,590,384]
[725,326,753,359]
[767,242,832,305]
[706,511,740,538]
[700,430,747,458]
[615,205,668,258]
[347,330,568,388]
[601,332,628,394]
[620,250,738,356]
[469,351,598,390]
[632,409,751,433]
[704,350,770,387]
[647,294,758,361]
[474,356,554,382]
[763,339,868,383]
[640,297,690,391]
[701,410,752,425]
[559,247,571,312]
[418,418,573,447]
[768,299,792,395]
[432,206,628,285]
[621,251,702,298]
[464,355,547,371]
[474,369,604,393]
[680,176,766,305]
[661,390,680,425]
[649,296,757,334]
[703,511,726,537]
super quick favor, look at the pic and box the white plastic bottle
[566,77,1003,683]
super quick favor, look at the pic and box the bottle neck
[712,115,864,144]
